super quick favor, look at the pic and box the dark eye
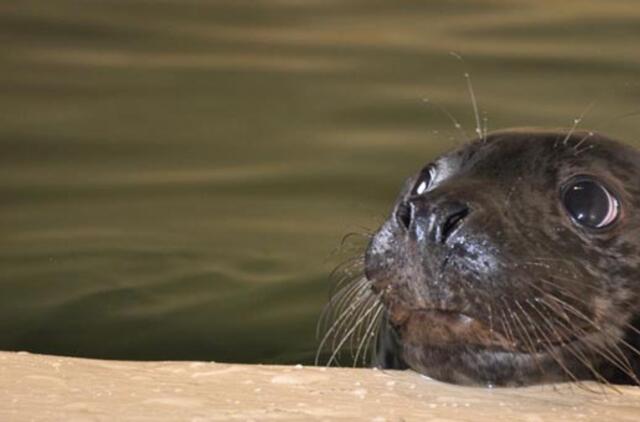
[412,165,435,195]
[562,177,619,229]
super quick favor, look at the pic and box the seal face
[363,129,640,386]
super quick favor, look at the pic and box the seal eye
[413,166,435,196]
[562,177,619,229]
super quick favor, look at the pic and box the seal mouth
[394,308,517,351]
[392,307,595,355]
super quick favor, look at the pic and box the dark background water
[2,0,640,364]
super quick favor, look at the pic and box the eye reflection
[562,177,619,229]
[412,166,434,196]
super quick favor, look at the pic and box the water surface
[2,0,640,364]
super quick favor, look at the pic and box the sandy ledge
[1,351,639,421]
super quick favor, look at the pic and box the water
[2,0,640,364]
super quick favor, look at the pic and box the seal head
[365,129,640,386]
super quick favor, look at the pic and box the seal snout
[432,201,471,244]
[363,221,397,293]
[395,195,472,245]
[394,201,413,230]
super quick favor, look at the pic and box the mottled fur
[361,129,640,386]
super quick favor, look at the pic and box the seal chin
[401,331,600,386]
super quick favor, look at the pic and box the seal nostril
[395,201,413,230]
[440,206,470,243]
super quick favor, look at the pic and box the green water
[2,0,640,364]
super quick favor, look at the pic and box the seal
[320,128,640,387]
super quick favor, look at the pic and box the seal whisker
[317,274,367,340]
[363,307,384,366]
[486,303,494,334]
[326,262,363,296]
[508,300,546,377]
[335,231,372,254]
[449,51,484,142]
[622,321,640,337]
[573,131,594,152]
[332,278,369,318]
[315,304,358,365]
[497,303,518,350]
[315,278,371,365]
[543,296,640,385]
[531,286,639,379]
[482,113,489,141]
[349,293,379,357]
[575,144,596,156]
[531,276,598,312]
[326,269,365,315]
[536,292,640,384]
[536,297,637,388]
[328,256,365,290]
[519,300,583,386]
[330,285,373,355]
[332,283,379,360]
[326,296,385,367]
[329,261,366,299]
[562,101,596,146]
[525,299,612,391]
[464,72,483,142]
[353,297,384,366]
[325,271,362,311]
[422,98,470,143]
